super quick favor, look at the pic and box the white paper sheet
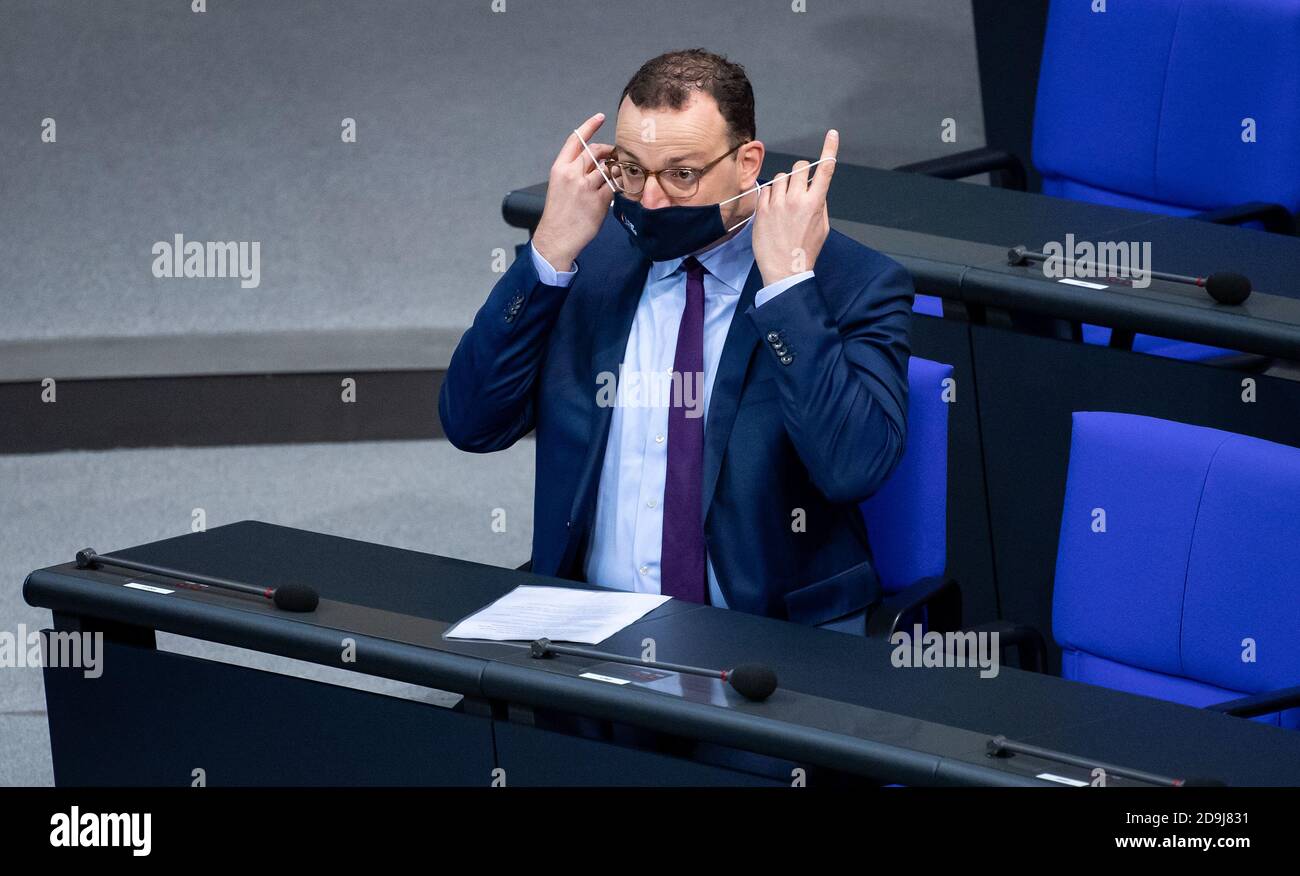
[442,585,671,644]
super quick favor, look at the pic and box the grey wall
[1,0,984,347]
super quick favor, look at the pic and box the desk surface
[24,520,1300,786]
[772,153,1300,305]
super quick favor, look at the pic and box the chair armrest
[966,619,1048,674]
[866,576,962,639]
[1206,684,1300,719]
[1190,201,1295,235]
[894,147,1027,191]
[501,184,548,232]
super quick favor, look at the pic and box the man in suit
[440,48,912,634]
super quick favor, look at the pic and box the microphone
[74,547,320,613]
[1204,272,1252,305]
[1007,245,1252,304]
[987,735,1222,787]
[727,663,780,701]
[529,637,779,701]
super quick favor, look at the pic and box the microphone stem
[83,553,269,599]
[540,642,725,679]
[1017,249,1201,286]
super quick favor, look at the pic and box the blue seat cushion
[1054,412,1300,724]
[1182,429,1300,695]
[1034,0,1300,213]
[1079,324,1240,362]
[1063,649,1300,729]
[860,357,951,595]
[911,293,944,318]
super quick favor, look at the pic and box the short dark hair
[619,48,756,149]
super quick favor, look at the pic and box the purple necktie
[661,256,708,603]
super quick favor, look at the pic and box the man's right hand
[532,112,615,273]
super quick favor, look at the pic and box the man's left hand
[752,129,838,286]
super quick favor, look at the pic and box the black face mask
[611,187,758,262]
[573,125,835,262]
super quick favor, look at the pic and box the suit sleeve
[437,244,575,452]
[743,257,913,504]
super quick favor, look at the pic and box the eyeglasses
[602,142,746,198]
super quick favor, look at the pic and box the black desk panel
[830,218,1300,358]
[1103,214,1300,303]
[24,521,1300,786]
[598,605,1300,787]
[811,154,1155,257]
[909,313,999,628]
[816,158,1300,303]
[43,634,496,787]
[492,720,785,787]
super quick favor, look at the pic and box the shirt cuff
[530,241,578,287]
[754,270,814,308]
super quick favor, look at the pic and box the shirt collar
[647,218,753,297]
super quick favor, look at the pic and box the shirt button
[646,498,657,508]
[655,434,665,444]
[638,565,649,576]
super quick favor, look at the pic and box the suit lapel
[701,260,763,521]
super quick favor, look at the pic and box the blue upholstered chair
[903,0,1300,360]
[860,356,961,637]
[1034,0,1300,360]
[1052,411,1300,728]
[1034,0,1300,226]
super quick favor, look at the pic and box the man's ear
[739,140,765,186]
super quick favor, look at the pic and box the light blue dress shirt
[530,219,813,608]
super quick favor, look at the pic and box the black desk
[24,521,1300,786]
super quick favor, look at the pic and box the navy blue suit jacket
[439,209,913,626]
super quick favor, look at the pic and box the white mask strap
[724,181,763,233]
[573,128,618,194]
[720,156,837,206]
[721,157,837,232]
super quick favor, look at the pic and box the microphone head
[1007,245,1030,266]
[273,584,319,613]
[1206,272,1251,305]
[75,548,98,569]
[727,663,778,701]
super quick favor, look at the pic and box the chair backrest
[1033,0,1300,216]
[860,356,951,595]
[1053,411,1300,728]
